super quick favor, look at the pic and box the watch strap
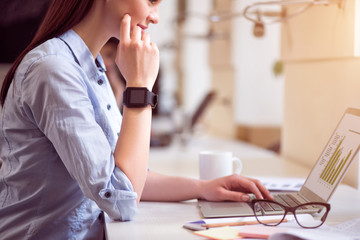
[148,91,158,108]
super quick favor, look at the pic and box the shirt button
[104,191,111,198]
[107,104,111,110]
[97,79,103,85]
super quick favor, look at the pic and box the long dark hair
[0,0,95,107]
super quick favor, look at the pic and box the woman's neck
[72,2,111,59]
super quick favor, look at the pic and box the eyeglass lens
[253,201,328,228]
[295,203,328,228]
[254,201,285,226]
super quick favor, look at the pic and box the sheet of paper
[265,217,360,240]
[255,177,305,191]
[237,219,359,240]
[331,216,360,235]
[188,215,315,240]
[237,225,288,239]
[194,226,242,240]
[189,215,360,240]
[269,228,360,240]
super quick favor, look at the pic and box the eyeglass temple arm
[320,208,329,222]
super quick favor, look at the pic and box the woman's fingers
[220,189,251,202]
[116,14,159,89]
[142,32,151,46]
[247,177,273,200]
[131,25,142,42]
[120,14,131,43]
[202,175,273,202]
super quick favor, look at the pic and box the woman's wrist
[196,179,207,200]
[125,81,153,91]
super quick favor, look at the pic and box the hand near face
[199,174,273,202]
[115,14,159,90]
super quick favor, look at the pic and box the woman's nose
[147,11,160,24]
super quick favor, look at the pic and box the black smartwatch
[123,87,158,108]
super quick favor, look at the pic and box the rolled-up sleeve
[99,167,138,220]
[21,54,137,221]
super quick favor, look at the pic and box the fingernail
[242,195,250,201]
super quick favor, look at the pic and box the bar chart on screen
[317,130,360,193]
[304,112,360,200]
[319,136,354,186]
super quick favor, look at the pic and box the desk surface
[105,137,360,240]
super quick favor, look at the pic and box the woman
[0,0,272,239]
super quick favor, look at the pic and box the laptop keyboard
[260,193,310,213]
[250,192,310,213]
[274,193,304,207]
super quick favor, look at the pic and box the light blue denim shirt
[0,30,137,239]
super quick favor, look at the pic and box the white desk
[105,137,360,239]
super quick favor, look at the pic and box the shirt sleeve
[20,54,137,221]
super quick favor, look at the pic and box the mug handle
[232,157,242,175]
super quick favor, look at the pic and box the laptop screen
[303,108,360,201]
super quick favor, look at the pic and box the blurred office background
[1,0,360,187]
[147,0,284,152]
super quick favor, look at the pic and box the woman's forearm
[141,172,273,202]
[114,106,152,204]
[141,171,203,201]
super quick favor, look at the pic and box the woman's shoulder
[29,38,74,65]
[16,37,80,80]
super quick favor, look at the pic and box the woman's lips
[138,24,148,33]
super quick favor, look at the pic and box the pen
[201,218,287,228]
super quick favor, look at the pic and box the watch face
[124,87,157,108]
[130,89,146,104]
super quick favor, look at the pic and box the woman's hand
[116,14,159,90]
[199,174,273,202]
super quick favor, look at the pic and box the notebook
[198,108,360,218]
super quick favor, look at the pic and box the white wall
[281,2,360,188]
[148,0,213,115]
[149,0,283,128]
[232,0,284,127]
[181,0,212,114]
[148,0,178,114]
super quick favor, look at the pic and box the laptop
[198,108,360,218]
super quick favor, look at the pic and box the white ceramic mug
[199,151,242,180]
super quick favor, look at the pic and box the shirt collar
[58,29,106,79]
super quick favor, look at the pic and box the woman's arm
[113,14,159,204]
[141,171,273,202]
[141,171,202,202]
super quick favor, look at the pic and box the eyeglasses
[250,199,331,229]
